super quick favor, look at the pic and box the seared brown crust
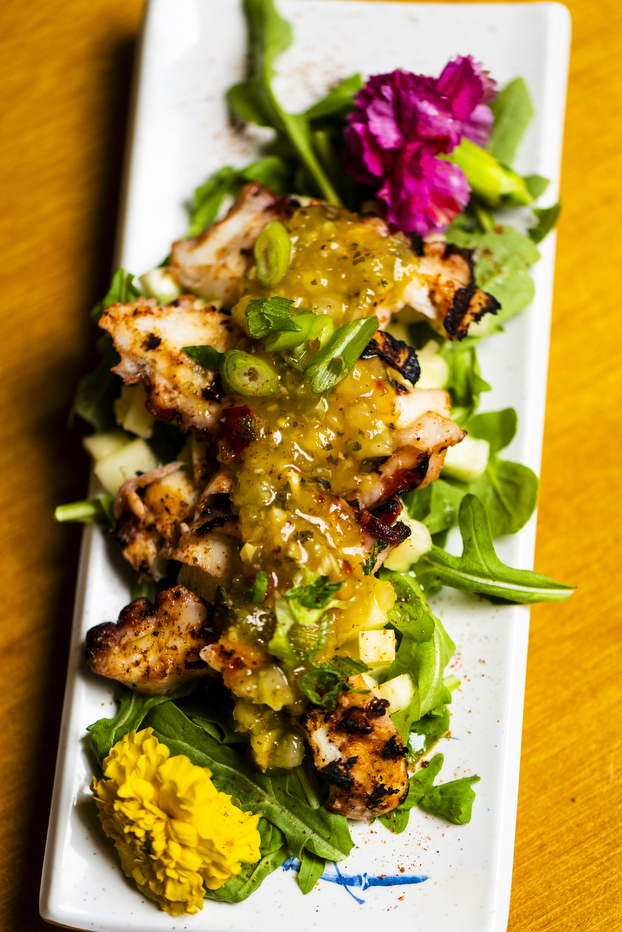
[360,330,421,384]
[85,586,218,695]
[114,464,198,582]
[299,675,408,820]
[444,281,500,340]
[99,295,238,433]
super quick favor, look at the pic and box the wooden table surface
[1,0,620,928]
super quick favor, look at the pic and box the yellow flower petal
[91,728,261,916]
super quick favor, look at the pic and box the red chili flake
[219,406,256,458]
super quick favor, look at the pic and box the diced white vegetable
[442,434,490,483]
[94,438,159,495]
[114,383,155,439]
[358,629,396,665]
[82,430,130,462]
[359,673,379,690]
[374,673,416,714]
[383,513,432,572]
[417,339,449,389]
[138,266,182,304]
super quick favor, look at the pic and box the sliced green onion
[254,221,292,285]
[181,344,223,369]
[246,296,301,339]
[264,312,315,352]
[220,350,278,397]
[245,570,269,603]
[284,314,335,371]
[303,316,379,394]
[54,497,115,528]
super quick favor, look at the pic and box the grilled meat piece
[114,462,198,581]
[99,294,238,433]
[357,387,466,509]
[300,675,408,819]
[85,586,217,695]
[171,183,299,305]
[360,330,421,384]
[394,238,500,340]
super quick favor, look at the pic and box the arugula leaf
[187,157,292,237]
[524,174,550,199]
[204,818,288,903]
[379,569,435,643]
[246,296,301,339]
[90,267,143,322]
[382,753,479,828]
[285,575,343,610]
[228,0,340,203]
[447,224,540,327]
[385,615,455,717]
[86,684,197,769]
[70,334,120,431]
[488,77,535,167]
[187,166,240,238]
[54,496,115,528]
[416,495,574,603]
[466,407,517,454]
[181,344,223,370]
[440,341,490,425]
[468,456,538,538]
[304,74,363,120]
[147,702,354,861]
[179,684,249,745]
[408,705,451,764]
[297,849,326,894]
[528,201,562,244]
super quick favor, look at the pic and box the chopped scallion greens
[220,350,278,397]
[54,497,115,528]
[181,345,223,370]
[254,221,292,285]
[303,316,378,393]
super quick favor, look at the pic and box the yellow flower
[91,728,261,916]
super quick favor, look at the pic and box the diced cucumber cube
[442,434,490,483]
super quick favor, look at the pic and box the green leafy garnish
[181,344,223,370]
[393,754,480,826]
[524,174,550,199]
[90,267,143,322]
[254,220,292,285]
[440,340,490,426]
[246,296,301,339]
[86,685,197,769]
[285,575,342,610]
[488,77,535,167]
[416,495,574,603]
[187,158,291,237]
[228,0,341,204]
[386,616,455,722]
[380,569,435,643]
[296,849,327,895]
[246,570,269,603]
[446,224,541,329]
[299,656,369,710]
[304,316,379,393]
[528,201,562,244]
[407,705,451,764]
[443,137,532,208]
[54,496,115,528]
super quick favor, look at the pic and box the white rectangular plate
[40,2,570,930]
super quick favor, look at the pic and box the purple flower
[344,57,497,235]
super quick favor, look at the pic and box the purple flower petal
[343,58,496,236]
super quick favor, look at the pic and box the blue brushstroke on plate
[282,857,428,904]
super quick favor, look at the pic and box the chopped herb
[303,316,378,394]
[363,540,387,575]
[181,344,223,370]
[246,296,302,339]
[285,575,343,610]
[245,570,269,603]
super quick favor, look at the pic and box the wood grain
[0,0,620,929]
